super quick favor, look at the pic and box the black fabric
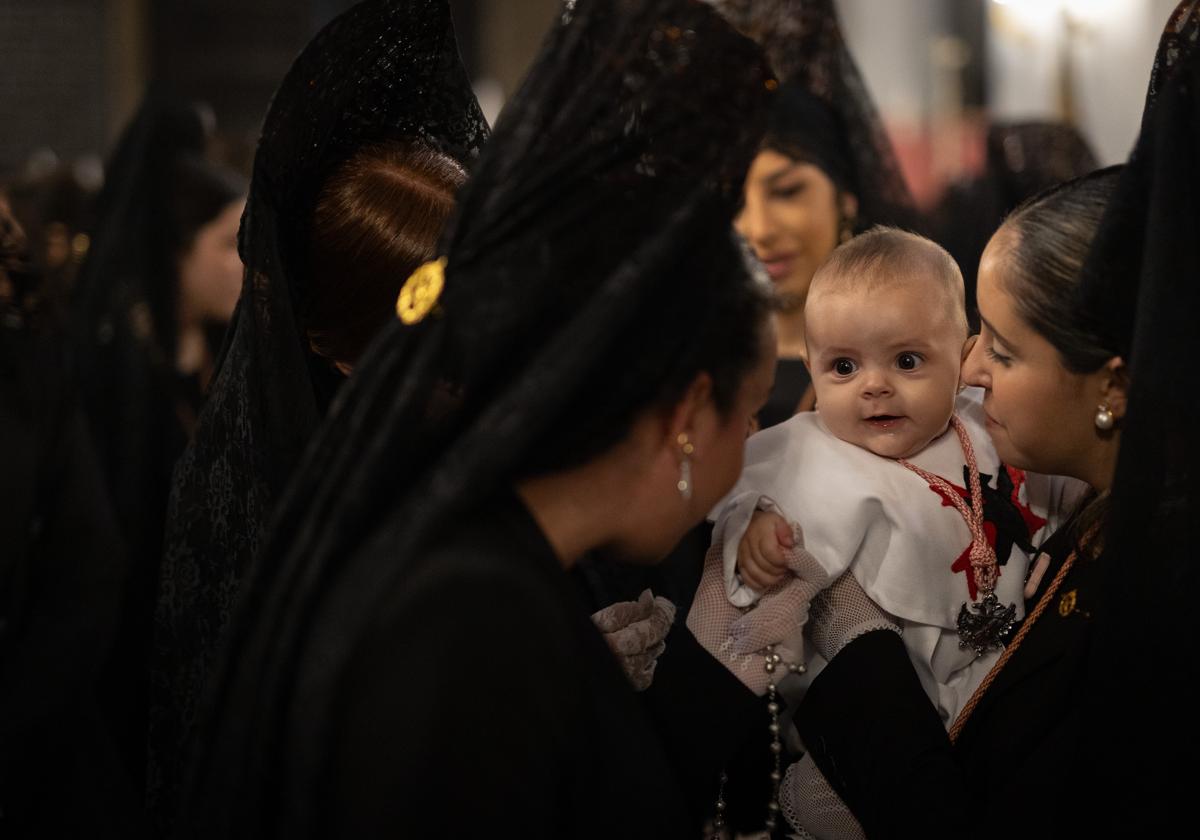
[1075,0,1200,819]
[759,357,811,430]
[574,542,776,834]
[796,3,1200,833]
[0,211,142,837]
[182,0,772,836]
[322,496,691,837]
[713,0,920,233]
[935,121,1099,327]
[149,0,488,831]
[797,526,1112,838]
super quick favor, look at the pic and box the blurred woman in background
[69,90,246,793]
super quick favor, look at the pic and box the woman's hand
[806,572,900,663]
[688,520,831,695]
[591,589,675,691]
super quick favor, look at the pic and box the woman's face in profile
[611,321,777,566]
[963,232,1103,482]
[178,198,246,323]
[735,149,855,306]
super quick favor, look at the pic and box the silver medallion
[956,593,1017,657]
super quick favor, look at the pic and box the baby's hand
[736,510,794,590]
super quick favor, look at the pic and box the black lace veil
[1075,0,1200,818]
[183,0,772,834]
[148,0,487,827]
[711,0,918,230]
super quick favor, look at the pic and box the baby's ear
[961,334,978,364]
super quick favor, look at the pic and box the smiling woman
[715,0,919,429]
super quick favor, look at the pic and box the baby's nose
[859,370,893,397]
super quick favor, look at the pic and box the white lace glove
[591,589,675,692]
[806,571,900,663]
[780,754,865,840]
[688,518,831,695]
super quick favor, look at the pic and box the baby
[710,227,1079,726]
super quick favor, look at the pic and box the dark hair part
[765,82,857,197]
[166,155,247,261]
[998,166,1122,373]
[306,140,465,367]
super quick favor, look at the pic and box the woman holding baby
[777,4,1200,835]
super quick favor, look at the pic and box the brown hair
[306,140,466,368]
[810,225,967,338]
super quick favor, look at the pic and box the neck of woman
[774,302,808,361]
[1081,430,1121,495]
[515,433,657,569]
[516,470,611,570]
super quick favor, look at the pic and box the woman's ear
[1101,356,1129,420]
[665,371,716,454]
[839,190,859,223]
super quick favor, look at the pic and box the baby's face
[807,282,963,459]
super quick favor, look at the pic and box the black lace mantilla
[709,0,919,231]
[147,0,487,830]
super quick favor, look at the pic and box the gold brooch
[396,257,447,325]
[1058,589,1078,618]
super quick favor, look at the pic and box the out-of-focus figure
[0,203,143,838]
[933,120,1099,328]
[69,90,246,792]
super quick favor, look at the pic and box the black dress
[0,318,143,837]
[575,546,776,833]
[795,522,1118,837]
[322,496,692,837]
[759,357,812,430]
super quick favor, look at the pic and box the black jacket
[795,523,1138,838]
[0,323,142,837]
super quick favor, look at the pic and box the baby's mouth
[864,414,904,429]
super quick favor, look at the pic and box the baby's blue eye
[896,352,922,371]
[834,358,857,376]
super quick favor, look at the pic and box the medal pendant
[956,593,1017,657]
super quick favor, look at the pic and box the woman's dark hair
[999,166,1123,373]
[519,232,773,478]
[306,141,465,368]
[165,155,246,264]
